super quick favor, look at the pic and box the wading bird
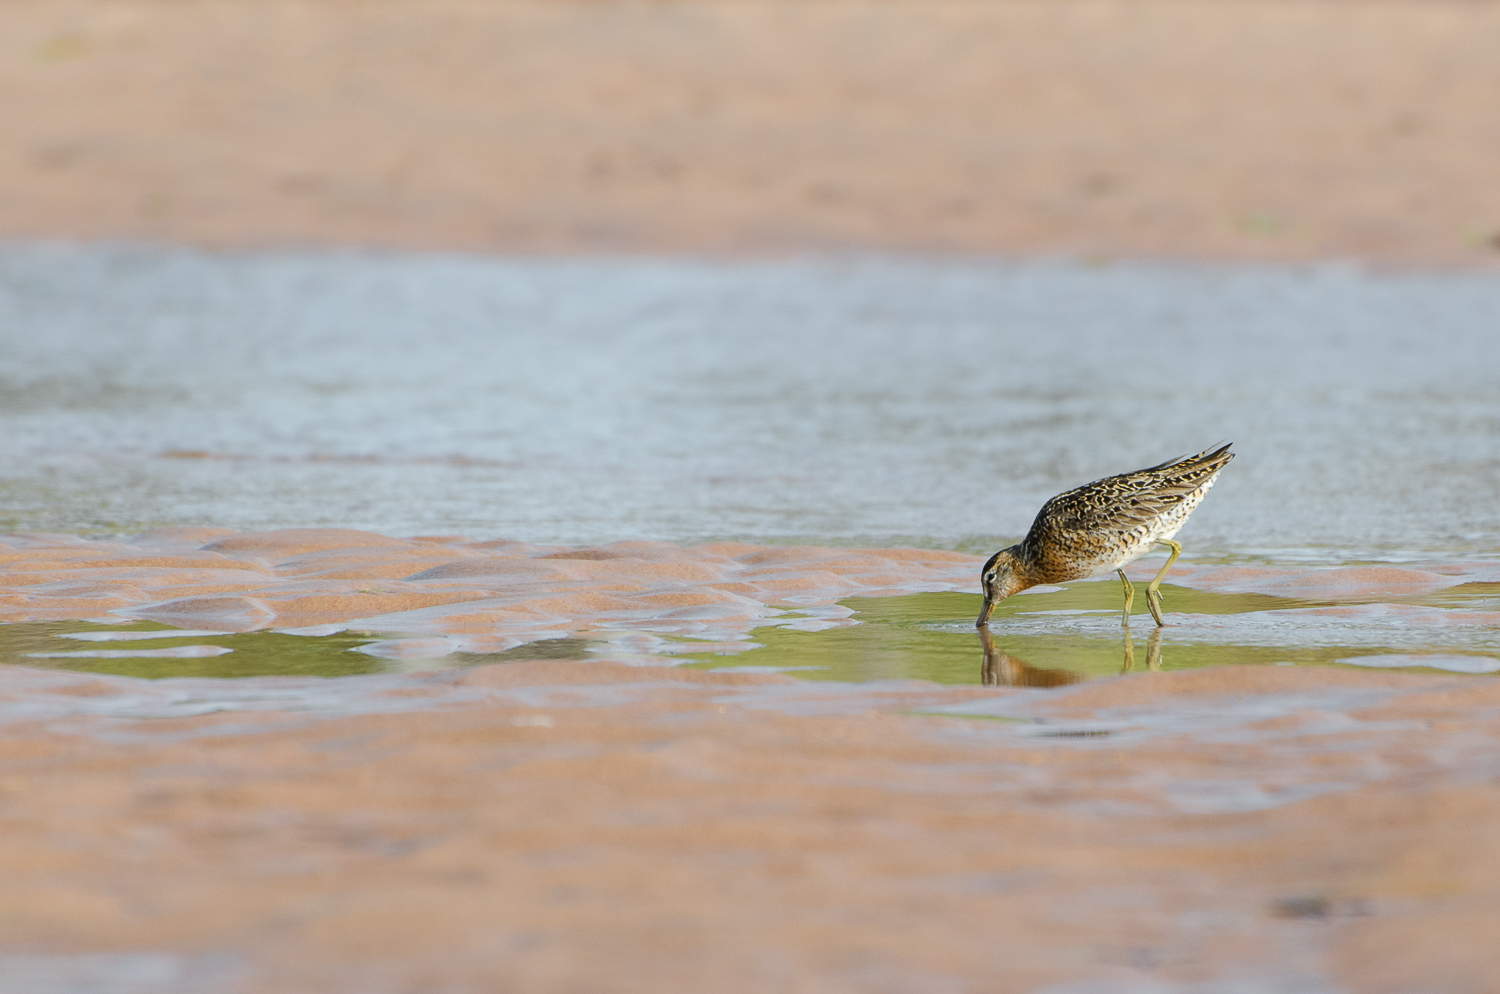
[976,444,1233,628]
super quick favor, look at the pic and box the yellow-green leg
[1145,539,1182,627]
[1116,569,1135,627]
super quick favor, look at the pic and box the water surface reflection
[977,626,1162,686]
[1120,628,1163,676]
[3,583,1497,683]
[978,626,1083,687]
[682,585,1500,684]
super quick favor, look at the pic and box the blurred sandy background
[5,0,1500,264]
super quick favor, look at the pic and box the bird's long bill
[976,596,998,628]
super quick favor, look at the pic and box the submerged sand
[2,528,1500,989]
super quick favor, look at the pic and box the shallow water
[0,620,592,680]
[679,582,1500,684]
[3,245,1497,693]
[2,244,1498,558]
[6,577,1496,684]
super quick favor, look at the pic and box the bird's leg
[1145,539,1182,627]
[1116,569,1134,627]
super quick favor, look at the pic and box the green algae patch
[0,620,389,679]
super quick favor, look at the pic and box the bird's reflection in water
[978,627,1084,688]
[978,626,1164,686]
[1120,627,1163,674]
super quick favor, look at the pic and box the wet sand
[6,644,1500,991]
[2,529,1500,988]
[3,527,1498,655]
[0,527,978,646]
[5,0,1500,266]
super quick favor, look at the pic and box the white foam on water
[937,601,1500,653]
[25,645,234,659]
[1339,653,1500,674]
[57,629,234,641]
[350,637,459,659]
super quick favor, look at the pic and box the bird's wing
[1028,444,1234,538]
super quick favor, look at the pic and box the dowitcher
[976,443,1234,629]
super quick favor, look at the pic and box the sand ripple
[4,528,1498,664]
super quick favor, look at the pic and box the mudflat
[4,0,1500,264]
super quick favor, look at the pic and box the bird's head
[976,547,1022,627]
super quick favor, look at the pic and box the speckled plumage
[977,443,1234,628]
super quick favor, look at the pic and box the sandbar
[5,0,1500,266]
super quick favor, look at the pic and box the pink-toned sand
[5,649,1500,990]
[4,529,1500,988]
[5,527,1497,653]
[0,528,980,653]
[6,0,1500,266]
